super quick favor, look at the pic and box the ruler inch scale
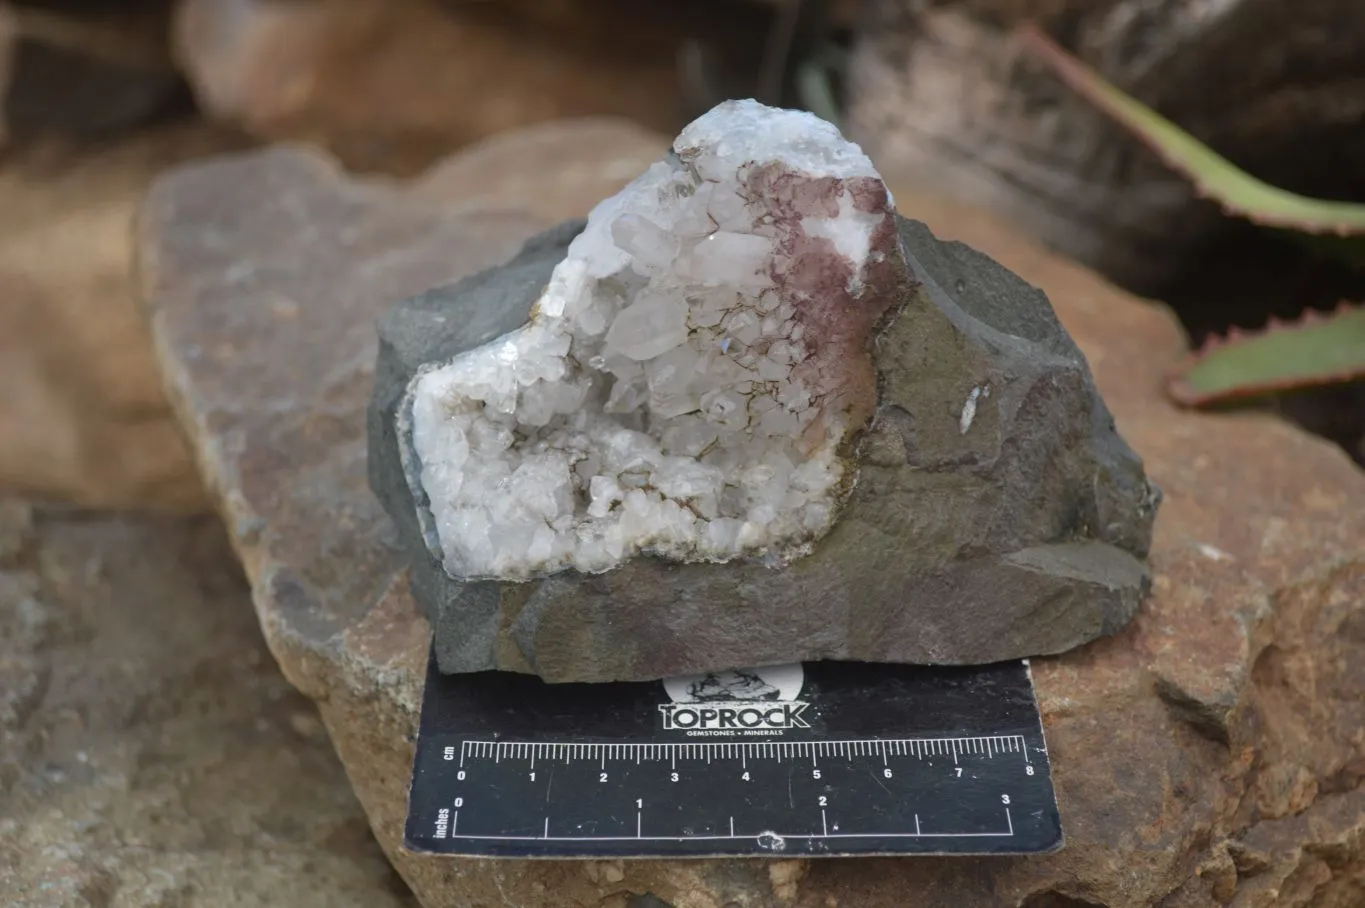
[406,650,1062,859]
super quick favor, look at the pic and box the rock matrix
[370,101,1161,682]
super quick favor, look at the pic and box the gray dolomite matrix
[368,99,1161,683]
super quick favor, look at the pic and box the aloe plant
[1018,24,1365,409]
[1167,305,1365,407]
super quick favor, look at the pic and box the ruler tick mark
[434,734,1045,849]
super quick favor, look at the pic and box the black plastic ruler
[405,653,1061,858]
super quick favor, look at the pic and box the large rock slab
[0,501,415,907]
[413,117,674,223]
[138,124,1365,907]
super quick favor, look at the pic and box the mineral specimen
[369,100,1161,682]
[405,102,899,581]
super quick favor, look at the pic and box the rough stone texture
[138,124,1365,908]
[369,179,1158,680]
[172,0,762,174]
[845,0,1365,292]
[0,120,247,510]
[0,500,417,907]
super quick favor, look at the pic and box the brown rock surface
[137,122,1365,907]
[413,117,667,221]
[172,0,755,174]
[0,500,417,907]
[0,121,245,510]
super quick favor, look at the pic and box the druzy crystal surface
[407,100,903,579]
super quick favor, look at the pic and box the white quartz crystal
[407,99,898,579]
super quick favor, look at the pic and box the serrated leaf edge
[1017,24,1365,236]
[1165,302,1365,406]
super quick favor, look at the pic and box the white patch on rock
[408,100,897,580]
[1195,542,1233,562]
[959,384,991,435]
[959,387,979,435]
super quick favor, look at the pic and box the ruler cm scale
[460,735,1032,762]
[407,653,1062,858]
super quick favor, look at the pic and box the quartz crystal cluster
[407,100,903,579]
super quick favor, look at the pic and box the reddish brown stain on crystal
[742,165,905,452]
[848,176,891,214]
[743,162,842,219]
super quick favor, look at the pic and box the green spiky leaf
[1167,305,1365,407]
[1019,25,1365,237]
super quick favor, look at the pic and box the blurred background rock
[3,0,1362,513]
[1,1,1362,903]
[0,0,856,511]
